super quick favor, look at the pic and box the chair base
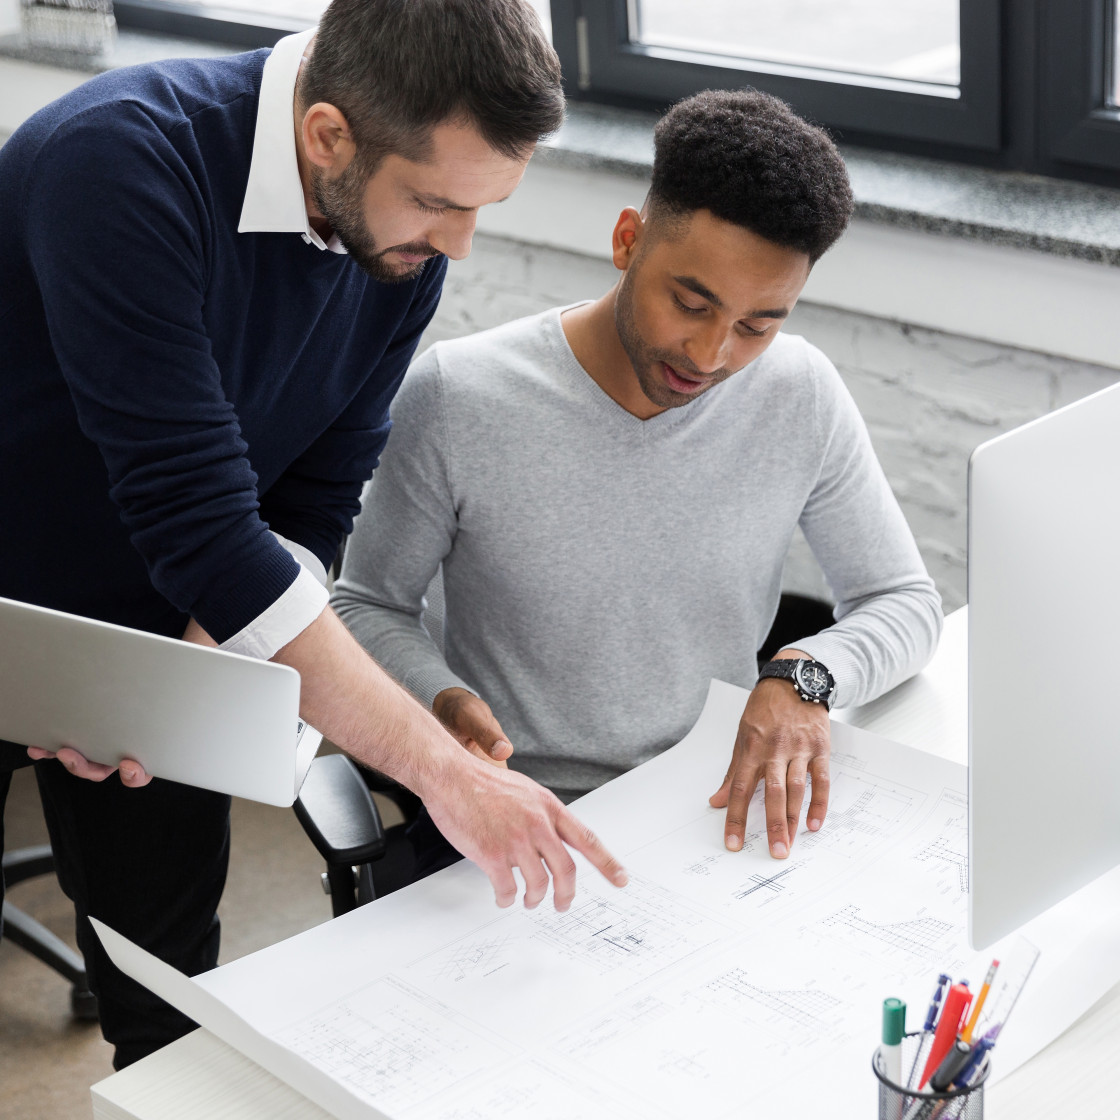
[2,846,98,1022]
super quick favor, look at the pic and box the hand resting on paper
[433,687,512,768]
[24,617,219,785]
[709,649,831,860]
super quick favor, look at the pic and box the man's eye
[416,201,447,215]
[672,293,705,314]
[740,322,770,337]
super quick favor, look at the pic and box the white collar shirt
[237,27,346,255]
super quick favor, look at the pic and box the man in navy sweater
[0,0,625,1066]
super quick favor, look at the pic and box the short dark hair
[299,0,563,167]
[649,89,853,263]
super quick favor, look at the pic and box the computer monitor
[968,378,1120,948]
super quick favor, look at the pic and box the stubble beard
[311,161,437,284]
[614,268,727,410]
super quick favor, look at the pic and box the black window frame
[114,0,1120,184]
[114,0,296,48]
[1039,0,1120,174]
[551,0,1120,184]
[551,0,1000,151]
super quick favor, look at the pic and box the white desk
[92,609,1120,1118]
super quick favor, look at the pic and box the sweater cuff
[219,565,329,661]
[403,663,477,712]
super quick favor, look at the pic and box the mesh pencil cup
[873,1032,990,1120]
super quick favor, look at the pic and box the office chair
[295,559,439,916]
[1,844,98,1019]
[295,571,835,915]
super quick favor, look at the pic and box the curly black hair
[649,89,853,263]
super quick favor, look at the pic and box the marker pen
[918,981,972,1089]
[881,997,906,1120]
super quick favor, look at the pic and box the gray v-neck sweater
[333,308,942,795]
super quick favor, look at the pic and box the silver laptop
[0,596,321,806]
[968,379,1120,947]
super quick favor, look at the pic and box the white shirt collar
[238,28,346,254]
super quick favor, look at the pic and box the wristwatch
[757,657,835,708]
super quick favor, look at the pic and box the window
[1037,0,1120,179]
[550,0,1120,183]
[631,0,960,88]
[112,0,1120,183]
[114,0,551,48]
[550,0,998,151]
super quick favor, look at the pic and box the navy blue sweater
[0,51,446,642]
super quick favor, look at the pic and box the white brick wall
[421,234,1120,611]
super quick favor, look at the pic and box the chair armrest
[294,754,386,866]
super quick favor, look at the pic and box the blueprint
[96,679,1120,1119]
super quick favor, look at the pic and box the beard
[614,266,733,410]
[311,160,439,284]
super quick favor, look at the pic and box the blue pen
[906,973,950,1091]
[953,1038,994,1088]
[938,1040,996,1120]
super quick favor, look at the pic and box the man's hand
[22,616,219,785]
[708,650,831,859]
[272,606,626,910]
[422,756,629,911]
[26,745,151,786]
[433,687,512,767]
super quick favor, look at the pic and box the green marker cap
[882,997,906,1045]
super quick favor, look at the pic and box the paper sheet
[96,678,1120,1119]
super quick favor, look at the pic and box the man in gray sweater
[333,89,942,883]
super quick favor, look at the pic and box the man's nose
[429,211,477,261]
[684,323,732,374]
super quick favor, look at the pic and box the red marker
[918,980,972,1089]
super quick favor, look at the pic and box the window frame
[114,0,295,48]
[550,0,1120,182]
[112,0,1120,182]
[550,0,1001,151]
[1038,0,1120,174]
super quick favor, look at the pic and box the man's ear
[610,207,644,271]
[300,102,357,172]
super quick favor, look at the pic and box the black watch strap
[758,657,834,707]
[758,659,799,683]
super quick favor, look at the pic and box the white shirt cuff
[219,564,329,661]
[270,531,329,587]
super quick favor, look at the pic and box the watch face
[795,662,832,698]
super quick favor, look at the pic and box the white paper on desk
[100,680,1120,1119]
[89,918,390,1120]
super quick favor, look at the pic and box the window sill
[543,103,1120,269]
[476,102,1120,369]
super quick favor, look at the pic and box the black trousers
[1,742,230,1069]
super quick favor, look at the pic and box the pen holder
[873,1033,989,1120]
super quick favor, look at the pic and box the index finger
[555,811,629,889]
